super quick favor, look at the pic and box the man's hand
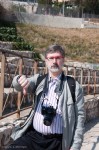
[18,75,30,95]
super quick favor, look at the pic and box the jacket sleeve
[71,81,85,150]
[12,74,39,93]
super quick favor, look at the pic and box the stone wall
[84,96,99,122]
[0,1,83,28]
[7,12,84,28]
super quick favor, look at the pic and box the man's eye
[47,57,53,60]
[49,57,53,59]
[54,57,60,59]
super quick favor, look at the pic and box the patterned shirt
[33,75,63,135]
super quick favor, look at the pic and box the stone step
[0,41,13,49]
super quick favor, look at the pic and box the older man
[6,44,85,150]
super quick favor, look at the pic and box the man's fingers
[18,76,29,87]
[23,88,27,96]
[23,82,30,95]
[21,80,29,87]
[17,75,30,95]
[18,76,27,85]
[23,81,30,89]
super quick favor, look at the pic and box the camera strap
[54,72,65,97]
[41,94,60,111]
[41,72,65,110]
[35,72,76,107]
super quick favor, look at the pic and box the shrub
[12,42,34,51]
[0,27,17,35]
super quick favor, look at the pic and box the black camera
[41,105,56,126]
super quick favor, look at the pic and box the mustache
[51,63,59,68]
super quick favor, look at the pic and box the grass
[15,23,99,63]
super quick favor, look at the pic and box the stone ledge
[0,125,13,148]
[0,118,26,149]
[84,96,99,122]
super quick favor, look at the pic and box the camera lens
[43,116,52,126]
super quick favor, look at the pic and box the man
[7,44,85,150]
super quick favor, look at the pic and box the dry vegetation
[16,23,99,63]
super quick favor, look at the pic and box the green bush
[0,33,24,42]
[0,27,17,35]
[0,21,41,60]
[34,52,41,60]
[12,42,34,51]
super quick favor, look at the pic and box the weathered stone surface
[84,96,99,122]
[81,118,99,150]
[0,42,13,50]
[0,119,26,149]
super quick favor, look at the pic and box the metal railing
[0,48,99,120]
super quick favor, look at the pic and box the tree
[83,0,99,14]
[73,0,99,14]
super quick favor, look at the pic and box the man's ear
[45,58,47,66]
[44,58,47,64]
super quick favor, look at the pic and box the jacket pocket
[67,97,75,118]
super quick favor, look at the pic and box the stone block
[0,125,14,149]
[0,118,26,149]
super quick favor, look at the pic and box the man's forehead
[47,52,62,56]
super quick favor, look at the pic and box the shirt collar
[48,73,62,82]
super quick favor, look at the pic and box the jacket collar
[36,72,65,97]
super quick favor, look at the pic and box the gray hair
[44,44,65,58]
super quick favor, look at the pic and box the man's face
[45,52,64,74]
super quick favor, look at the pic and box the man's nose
[53,58,57,62]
